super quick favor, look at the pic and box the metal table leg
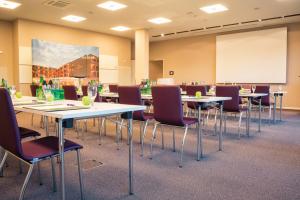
[280,95,283,121]
[127,115,134,195]
[273,95,277,124]
[219,104,223,151]
[57,119,65,200]
[247,98,251,137]
[197,105,202,161]
[45,116,49,136]
[258,98,261,132]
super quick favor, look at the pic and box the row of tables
[11,89,285,199]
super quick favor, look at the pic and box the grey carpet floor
[0,110,299,200]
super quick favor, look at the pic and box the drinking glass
[251,85,256,93]
[88,84,98,106]
[10,85,16,98]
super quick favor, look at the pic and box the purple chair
[30,84,39,97]
[251,85,274,122]
[151,86,198,167]
[118,86,154,156]
[216,86,248,138]
[0,88,84,200]
[186,85,207,110]
[62,85,78,100]
[108,84,118,103]
[82,85,88,96]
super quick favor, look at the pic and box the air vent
[206,25,221,29]
[165,33,175,36]
[261,16,283,21]
[223,23,239,27]
[152,35,161,38]
[284,13,300,18]
[190,28,204,32]
[241,20,259,24]
[176,30,189,34]
[43,0,71,8]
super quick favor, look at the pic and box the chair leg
[50,157,57,192]
[150,123,159,159]
[98,118,104,145]
[238,112,243,139]
[268,105,272,125]
[161,125,164,149]
[93,118,96,127]
[172,128,176,152]
[76,150,84,200]
[19,164,34,200]
[224,113,227,134]
[214,109,218,136]
[141,120,149,157]
[117,119,124,150]
[0,151,8,177]
[179,126,189,168]
[37,162,43,185]
[139,123,143,144]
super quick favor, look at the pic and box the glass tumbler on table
[88,85,98,106]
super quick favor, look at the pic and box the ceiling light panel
[111,26,130,31]
[148,17,172,24]
[97,1,127,11]
[200,4,228,14]
[0,0,21,9]
[62,15,86,22]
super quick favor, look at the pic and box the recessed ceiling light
[200,4,228,14]
[97,1,127,11]
[148,17,172,24]
[62,15,86,22]
[0,0,21,9]
[0,50,3,54]
[111,26,130,31]
[161,33,165,37]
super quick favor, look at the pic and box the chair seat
[252,100,274,106]
[22,136,82,162]
[19,127,41,139]
[143,112,154,120]
[183,117,198,125]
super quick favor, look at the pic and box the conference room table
[100,92,232,159]
[205,91,268,136]
[271,91,287,123]
[12,96,146,200]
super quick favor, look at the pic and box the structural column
[134,29,149,84]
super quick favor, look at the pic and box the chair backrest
[118,86,145,120]
[0,88,23,157]
[151,86,184,126]
[179,84,187,91]
[254,85,270,106]
[186,85,207,109]
[63,85,78,100]
[82,85,88,96]
[216,86,240,112]
[30,84,39,97]
[109,84,118,93]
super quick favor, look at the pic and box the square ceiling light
[148,17,171,24]
[97,1,127,11]
[111,26,130,31]
[0,0,21,9]
[62,15,86,22]
[200,4,228,14]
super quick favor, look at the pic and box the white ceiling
[0,0,300,41]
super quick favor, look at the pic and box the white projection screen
[216,27,287,83]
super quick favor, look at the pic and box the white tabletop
[100,92,232,103]
[13,97,146,119]
[239,93,268,98]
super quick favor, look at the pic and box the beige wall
[150,23,300,109]
[0,20,14,84]
[149,60,163,81]
[13,19,132,95]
